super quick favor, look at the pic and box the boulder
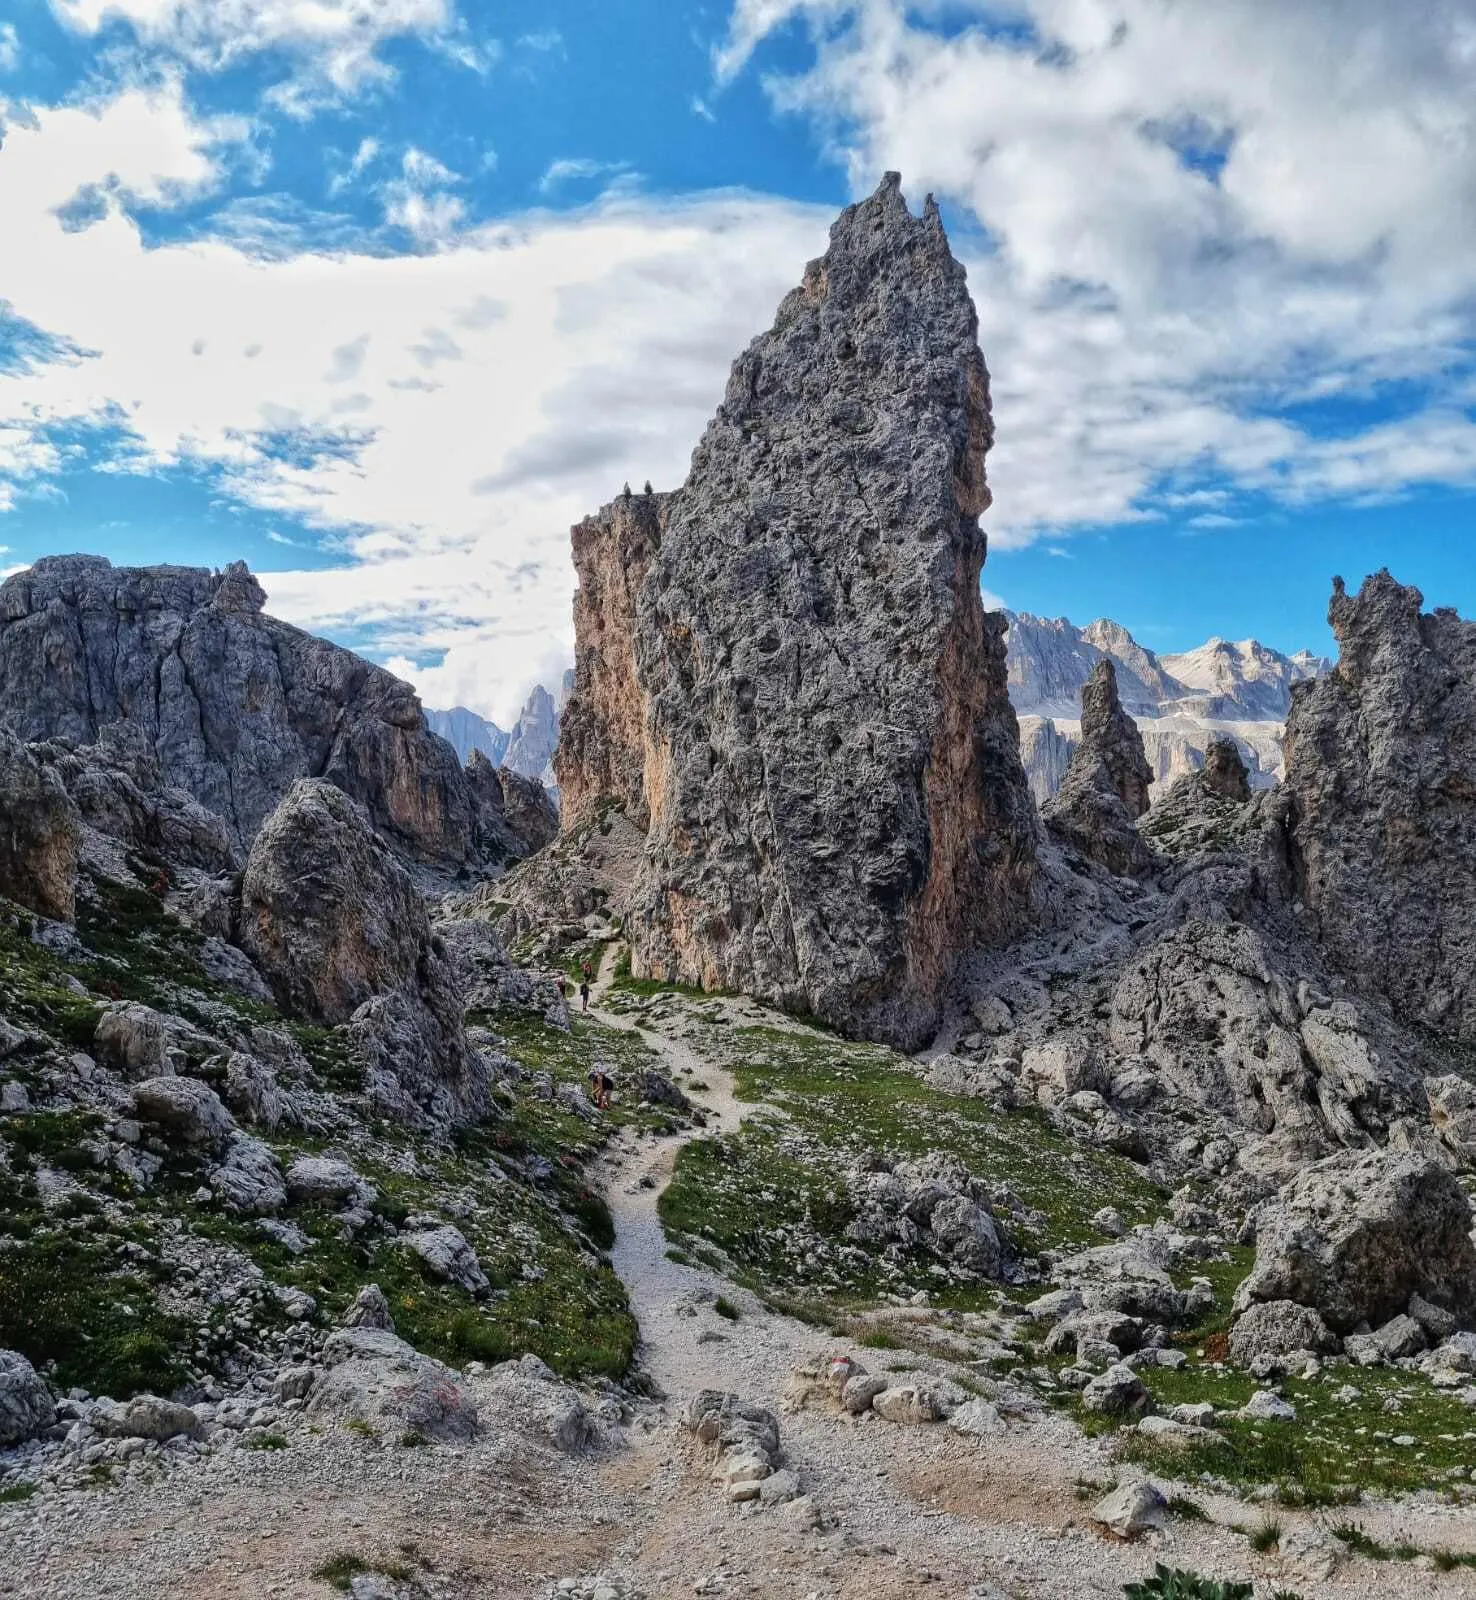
[1238,1389,1296,1422]
[343,1284,395,1332]
[93,1002,219,1080]
[948,1399,1005,1438]
[841,1374,888,1415]
[310,1326,478,1442]
[1233,1148,1476,1334]
[1091,1479,1166,1540]
[872,1384,947,1425]
[285,1155,373,1208]
[478,1354,592,1452]
[240,780,483,1128]
[0,1349,55,1446]
[0,729,80,921]
[401,1225,490,1297]
[1080,1365,1151,1418]
[221,1052,285,1131]
[1229,1300,1340,1367]
[132,1075,236,1148]
[208,1135,287,1215]
[94,1396,200,1442]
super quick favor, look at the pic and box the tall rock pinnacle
[1042,659,1155,876]
[1284,570,1476,1041]
[558,174,1039,1046]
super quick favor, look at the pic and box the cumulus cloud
[0,83,827,721]
[716,0,1476,545]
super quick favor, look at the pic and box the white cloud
[538,157,630,195]
[716,0,1476,546]
[48,0,455,108]
[381,146,465,245]
[0,23,19,71]
[0,84,828,722]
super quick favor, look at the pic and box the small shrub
[1167,1495,1209,1522]
[245,1432,288,1451]
[344,1418,377,1439]
[399,1430,429,1448]
[713,1295,741,1322]
[1248,1516,1282,1553]
[0,1483,37,1504]
[1123,1567,1252,1600]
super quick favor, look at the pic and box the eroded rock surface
[240,781,483,1127]
[561,174,1038,1046]
[0,556,536,870]
[1042,659,1154,876]
[1285,571,1476,1041]
[0,728,80,921]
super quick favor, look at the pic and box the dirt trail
[582,951,1476,1600]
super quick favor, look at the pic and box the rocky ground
[7,947,1476,1600]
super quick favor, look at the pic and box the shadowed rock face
[0,557,531,870]
[556,490,666,830]
[1043,659,1154,876]
[558,174,1038,1047]
[0,728,80,921]
[1284,571,1476,1042]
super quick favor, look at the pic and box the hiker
[581,957,593,983]
[554,972,567,1003]
[579,978,590,1014]
[588,1067,612,1110]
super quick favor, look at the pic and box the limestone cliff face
[560,175,1038,1046]
[0,556,534,870]
[1284,571,1476,1042]
[555,491,665,830]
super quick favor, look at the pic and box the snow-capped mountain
[1005,612,1329,802]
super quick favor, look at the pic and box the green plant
[1330,1523,1420,1562]
[713,1295,741,1322]
[312,1553,414,1593]
[399,1430,429,1448]
[1247,1517,1282,1553]
[344,1418,377,1439]
[0,1483,37,1504]
[244,1432,288,1451]
[1166,1495,1209,1523]
[1122,1568,1252,1600]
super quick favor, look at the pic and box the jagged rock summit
[1284,570,1476,1042]
[556,174,1038,1046]
[1042,659,1154,876]
[0,556,546,871]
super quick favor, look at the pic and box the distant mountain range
[1006,612,1329,802]
[427,672,572,793]
[434,620,1325,810]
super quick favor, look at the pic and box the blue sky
[0,0,1473,719]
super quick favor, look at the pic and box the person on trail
[581,958,593,983]
[554,972,567,1003]
[579,978,590,1014]
[588,1067,612,1110]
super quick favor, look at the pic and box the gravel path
[5,961,1476,1599]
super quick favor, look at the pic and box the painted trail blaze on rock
[559,173,1038,1047]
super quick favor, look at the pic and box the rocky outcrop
[562,175,1038,1046]
[1042,660,1154,876]
[465,753,558,860]
[0,1350,55,1447]
[1139,737,1255,858]
[0,556,534,870]
[503,684,561,788]
[239,780,483,1127]
[1233,1148,1476,1334]
[0,728,80,920]
[1284,572,1476,1042]
[556,490,665,829]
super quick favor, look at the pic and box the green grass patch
[0,1483,37,1505]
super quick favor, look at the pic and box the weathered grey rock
[0,728,80,921]
[1284,572,1476,1042]
[401,1225,489,1296]
[285,1155,373,1208]
[1080,1364,1151,1417]
[841,1374,888,1415]
[1373,1313,1427,1360]
[208,1135,287,1215]
[464,751,558,862]
[311,1326,478,1442]
[1238,1389,1296,1421]
[1229,1300,1340,1367]
[92,1002,219,1081]
[562,175,1038,1047]
[872,1384,947,1425]
[0,1349,55,1446]
[343,1284,395,1332]
[1091,1479,1166,1539]
[846,1152,1008,1279]
[1201,735,1253,803]
[0,556,530,869]
[434,915,567,1026]
[948,1398,1005,1438]
[240,780,483,1127]
[1409,1292,1458,1344]
[221,1052,285,1131]
[1426,1074,1476,1164]
[132,1075,236,1148]
[1043,660,1155,876]
[94,1396,200,1441]
[684,1390,781,1465]
[478,1354,592,1452]
[1234,1148,1476,1334]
